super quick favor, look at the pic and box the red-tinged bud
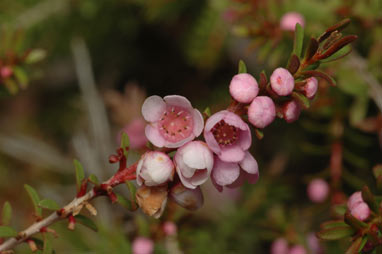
[281,100,301,123]
[68,215,76,231]
[109,155,119,163]
[169,183,203,211]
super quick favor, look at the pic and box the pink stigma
[211,120,239,147]
[158,106,194,142]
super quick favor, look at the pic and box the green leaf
[203,107,211,117]
[292,23,304,58]
[73,159,85,192]
[88,174,99,185]
[24,184,42,216]
[120,132,130,158]
[238,60,247,74]
[4,79,18,95]
[75,214,98,232]
[25,49,46,64]
[317,226,355,240]
[2,201,12,225]
[359,236,368,252]
[320,220,348,230]
[116,193,132,210]
[0,226,17,237]
[345,237,362,254]
[292,92,310,109]
[254,129,264,140]
[43,232,53,254]
[126,181,137,204]
[39,199,60,211]
[12,67,28,89]
[320,45,352,63]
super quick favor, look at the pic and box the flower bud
[280,12,305,31]
[271,238,288,254]
[136,151,174,186]
[170,183,203,210]
[347,191,363,210]
[307,178,329,203]
[163,221,177,236]
[229,73,259,103]
[270,68,295,96]
[136,185,168,219]
[303,77,318,99]
[248,96,276,128]
[351,202,370,221]
[289,245,307,254]
[282,100,301,123]
[0,66,13,79]
[174,141,214,189]
[132,237,154,254]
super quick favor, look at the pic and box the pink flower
[170,183,204,210]
[307,233,323,254]
[270,68,295,96]
[303,77,318,99]
[307,178,329,203]
[271,238,288,254]
[282,100,301,123]
[229,73,259,103]
[347,191,363,210]
[248,96,276,128]
[0,66,13,79]
[142,95,204,148]
[280,12,305,31]
[289,245,307,254]
[211,151,259,192]
[118,118,148,149]
[174,141,214,189]
[136,151,174,186]
[132,237,154,254]
[347,191,371,221]
[163,221,177,236]
[204,110,251,163]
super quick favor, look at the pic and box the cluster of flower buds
[271,233,321,254]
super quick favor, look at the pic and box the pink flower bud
[280,12,305,31]
[229,73,259,103]
[271,238,288,254]
[303,77,318,99]
[0,66,13,78]
[248,96,276,128]
[142,95,204,148]
[307,233,322,254]
[118,118,148,149]
[270,68,295,96]
[136,151,174,186]
[289,245,307,254]
[163,221,177,236]
[132,237,154,254]
[282,100,301,123]
[174,141,214,189]
[347,191,363,210]
[307,178,329,203]
[170,183,204,211]
[351,202,370,221]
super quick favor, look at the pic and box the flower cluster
[347,191,371,221]
[271,234,321,254]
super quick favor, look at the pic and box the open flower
[212,151,259,192]
[142,95,204,148]
[136,151,174,186]
[174,141,214,189]
[204,110,251,163]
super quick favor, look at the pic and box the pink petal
[211,176,223,192]
[222,110,248,130]
[238,127,252,151]
[165,135,194,148]
[142,95,166,122]
[177,169,196,189]
[212,158,240,186]
[170,183,204,210]
[204,110,226,131]
[219,146,245,162]
[164,95,192,109]
[145,124,166,147]
[239,151,258,174]
[203,128,221,154]
[183,142,213,169]
[192,109,204,137]
[190,169,208,186]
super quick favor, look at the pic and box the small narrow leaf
[362,186,378,213]
[292,23,304,58]
[292,92,310,110]
[39,199,60,211]
[320,220,348,230]
[25,49,46,64]
[317,226,355,240]
[73,159,85,192]
[318,35,357,60]
[304,37,319,61]
[43,232,53,254]
[254,129,264,140]
[116,193,132,210]
[2,201,12,225]
[24,184,42,216]
[359,236,368,252]
[318,18,351,43]
[88,174,99,185]
[301,70,336,86]
[75,214,98,232]
[12,67,28,89]
[320,45,352,63]
[0,226,17,237]
[238,60,247,73]
[120,132,130,158]
[126,181,138,210]
[287,54,300,74]
[203,107,211,117]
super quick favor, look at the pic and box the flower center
[211,120,239,147]
[158,106,193,142]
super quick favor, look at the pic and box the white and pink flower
[174,141,214,189]
[229,73,259,103]
[142,95,204,148]
[204,110,251,163]
[280,12,305,31]
[136,151,174,186]
[248,96,276,128]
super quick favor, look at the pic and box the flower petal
[222,111,248,130]
[192,109,204,137]
[238,127,252,151]
[142,95,166,122]
[212,157,240,186]
[190,169,208,186]
[219,146,245,163]
[239,151,258,174]
[164,95,192,109]
[145,124,166,147]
